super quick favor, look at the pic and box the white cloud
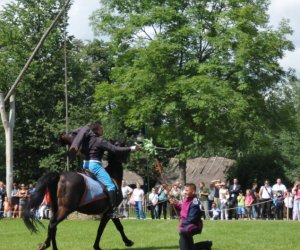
[268,0,300,76]
[68,0,300,75]
[269,0,300,32]
[0,0,11,8]
[0,0,100,40]
[67,0,100,41]
[280,48,300,73]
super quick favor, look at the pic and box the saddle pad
[79,173,107,207]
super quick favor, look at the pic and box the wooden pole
[63,1,70,171]
[4,0,72,103]
[0,92,15,202]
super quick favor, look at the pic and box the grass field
[0,218,299,250]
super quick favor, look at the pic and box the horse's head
[58,132,74,146]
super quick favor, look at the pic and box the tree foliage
[0,1,107,182]
[0,0,299,187]
[91,0,297,162]
[227,151,291,188]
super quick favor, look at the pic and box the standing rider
[69,121,138,218]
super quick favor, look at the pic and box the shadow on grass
[134,247,178,250]
[107,247,178,250]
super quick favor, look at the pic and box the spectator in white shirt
[259,180,273,219]
[118,179,133,219]
[149,187,159,219]
[219,182,229,220]
[210,202,220,220]
[272,178,287,197]
[132,182,146,220]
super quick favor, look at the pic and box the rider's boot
[107,190,124,219]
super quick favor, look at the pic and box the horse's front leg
[93,214,110,250]
[112,218,134,247]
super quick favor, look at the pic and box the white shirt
[272,183,287,195]
[284,196,293,208]
[211,208,220,217]
[121,186,133,199]
[149,193,158,205]
[260,185,272,199]
[219,188,229,203]
[132,188,144,202]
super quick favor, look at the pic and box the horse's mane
[58,132,74,146]
[106,142,130,184]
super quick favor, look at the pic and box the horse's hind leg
[112,218,134,247]
[36,216,56,250]
[36,217,59,250]
[37,210,69,250]
[51,209,71,250]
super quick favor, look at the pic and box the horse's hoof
[93,246,102,250]
[36,243,48,250]
[125,240,134,247]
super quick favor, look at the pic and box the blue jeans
[83,161,115,191]
[237,206,245,216]
[294,200,300,219]
[134,201,146,219]
[150,205,159,219]
[0,199,2,216]
[251,205,258,219]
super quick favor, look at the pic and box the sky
[0,0,299,76]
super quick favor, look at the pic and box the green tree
[227,151,291,188]
[91,0,297,166]
[273,81,300,181]
[0,0,100,182]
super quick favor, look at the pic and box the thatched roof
[161,157,235,187]
[123,170,144,185]
[186,157,235,187]
[122,157,234,188]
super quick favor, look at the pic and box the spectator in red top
[39,189,51,219]
[245,189,254,219]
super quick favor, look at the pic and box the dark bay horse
[23,134,133,250]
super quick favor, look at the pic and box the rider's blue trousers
[83,160,115,191]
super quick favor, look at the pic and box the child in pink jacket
[170,183,212,250]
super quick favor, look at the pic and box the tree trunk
[0,92,15,201]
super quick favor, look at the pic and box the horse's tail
[23,172,60,233]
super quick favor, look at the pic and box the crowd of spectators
[199,178,300,221]
[0,181,51,219]
[1,177,300,222]
[121,177,300,221]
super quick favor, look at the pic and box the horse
[23,133,134,250]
